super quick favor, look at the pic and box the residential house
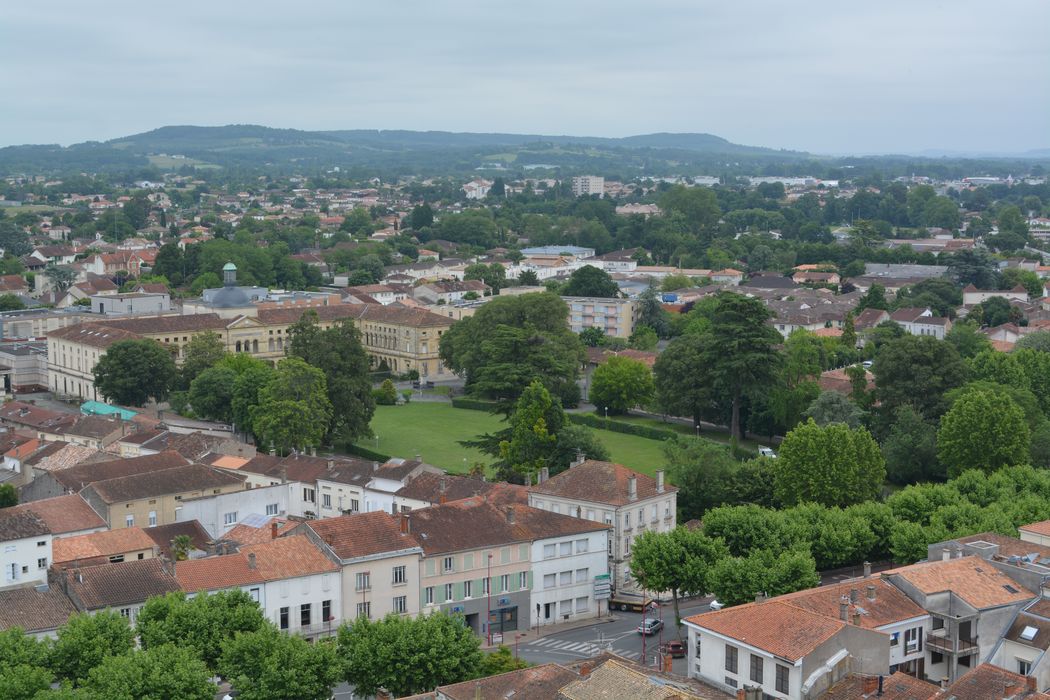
[0,586,78,639]
[0,400,76,434]
[79,463,247,529]
[295,511,423,624]
[988,599,1050,688]
[684,600,889,699]
[962,284,1029,306]
[58,558,180,625]
[585,249,643,273]
[393,472,526,512]
[529,460,676,591]
[90,292,171,315]
[52,527,158,568]
[412,279,490,304]
[888,308,952,340]
[563,296,636,339]
[174,535,341,639]
[0,509,53,589]
[939,663,1048,700]
[175,483,292,538]
[0,494,106,539]
[792,270,841,286]
[19,451,190,503]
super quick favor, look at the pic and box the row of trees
[0,589,526,700]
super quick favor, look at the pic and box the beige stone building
[47,303,453,401]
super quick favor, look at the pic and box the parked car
[659,640,687,658]
[862,360,873,369]
[708,599,725,611]
[637,617,664,635]
[758,446,777,459]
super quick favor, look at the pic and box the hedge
[343,444,393,462]
[568,413,679,441]
[451,397,498,412]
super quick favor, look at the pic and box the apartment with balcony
[529,460,676,591]
[562,296,635,339]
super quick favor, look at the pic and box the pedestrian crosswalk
[521,636,642,660]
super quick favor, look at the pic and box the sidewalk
[481,612,621,651]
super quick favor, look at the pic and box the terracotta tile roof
[853,308,891,330]
[143,520,212,558]
[819,367,875,395]
[560,654,732,699]
[437,664,579,700]
[23,442,98,472]
[956,531,1050,559]
[395,472,502,504]
[684,600,846,661]
[116,429,168,446]
[175,535,336,592]
[225,516,296,546]
[49,451,190,492]
[529,460,676,506]
[54,415,125,440]
[94,313,228,335]
[1003,611,1050,651]
[375,458,433,481]
[0,401,77,430]
[822,672,941,700]
[52,527,157,565]
[407,499,608,556]
[47,323,143,349]
[1026,598,1050,619]
[1020,519,1050,537]
[210,455,249,469]
[888,557,1035,609]
[0,509,50,542]
[945,663,1043,700]
[85,463,246,504]
[303,511,421,560]
[775,578,926,629]
[0,586,77,634]
[2,494,106,534]
[256,302,453,328]
[560,659,710,700]
[64,558,179,610]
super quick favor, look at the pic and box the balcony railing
[925,631,978,656]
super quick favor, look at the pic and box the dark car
[659,640,686,658]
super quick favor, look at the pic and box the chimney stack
[525,472,532,487]
[852,611,861,626]
[247,553,257,570]
[505,507,515,525]
[373,461,379,473]
[539,467,549,483]
[941,547,951,562]
[866,584,876,601]
[839,596,849,621]
[628,476,637,502]
[400,513,410,534]
[850,588,858,604]
[863,561,871,578]
[327,458,334,469]
[656,470,665,494]
[310,446,316,457]
[271,521,279,540]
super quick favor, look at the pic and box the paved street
[516,597,714,672]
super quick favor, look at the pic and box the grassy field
[606,414,766,453]
[356,403,672,477]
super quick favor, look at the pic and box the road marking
[530,638,555,647]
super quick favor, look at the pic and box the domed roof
[210,285,252,308]
[222,262,237,272]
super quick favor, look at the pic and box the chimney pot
[850,588,858,604]
[866,584,876,601]
[852,611,861,626]
[863,561,871,578]
[941,547,951,562]
[656,470,665,494]
[628,475,638,501]
[839,597,849,621]
[327,459,334,469]
[271,521,279,540]
[247,552,256,569]
[539,467,549,483]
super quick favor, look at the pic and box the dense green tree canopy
[562,265,620,298]
[631,527,728,623]
[773,419,885,507]
[938,389,1030,478]
[588,356,654,416]
[219,627,341,700]
[250,357,333,453]
[873,335,967,420]
[50,611,135,685]
[93,339,178,406]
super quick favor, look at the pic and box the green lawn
[606,414,765,454]
[355,403,672,477]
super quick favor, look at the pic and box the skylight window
[1021,626,1039,641]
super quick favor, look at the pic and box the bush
[568,413,678,440]
[373,379,398,405]
[451,397,498,411]
[342,444,392,462]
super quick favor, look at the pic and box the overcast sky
[1,1,1047,155]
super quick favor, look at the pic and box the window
[560,571,572,586]
[393,596,407,614]
[392,565,406,584]
[300,603,311,627]
[749,654,763,684]
[303,488,315,503]
[624,538,630,555]
[576,568,589,583]
[932,617,944,630]
[356,602,371,619]
[560,599,573,616]
[586,509,595,520]
[444,583,454,601]
[576,596,590,613]
[1019,659,1032,675]
[482,577,490,595]
[576,539,589,553]
[500,574,509,592]
[223,511,238,526]
[249,587,260,602]
[350,499,360,512]
[322,493,332,509]
[37,558,47,570]
[544,573,557,589]
[724,677,738,689]
[266,503,278,516]
[109,554,125,563]
[560,542,572,556]
[931,651,944,664]
[725,645,738,673]
[464,580,473,598]
[125,514,134,527]
[519,572,528,589]
[145,510,156,526]
[543,544,556,559]
[776,665,790,694]
[37,541,46,547]
[443,556,454,572]
[279,607,289,630]
[424,587,434,605]
[890,632,900,646]
[905,626,921,652]
[625,513,631,528]
[355,572,371,591]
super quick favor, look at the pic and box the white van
[758,447,777,459]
